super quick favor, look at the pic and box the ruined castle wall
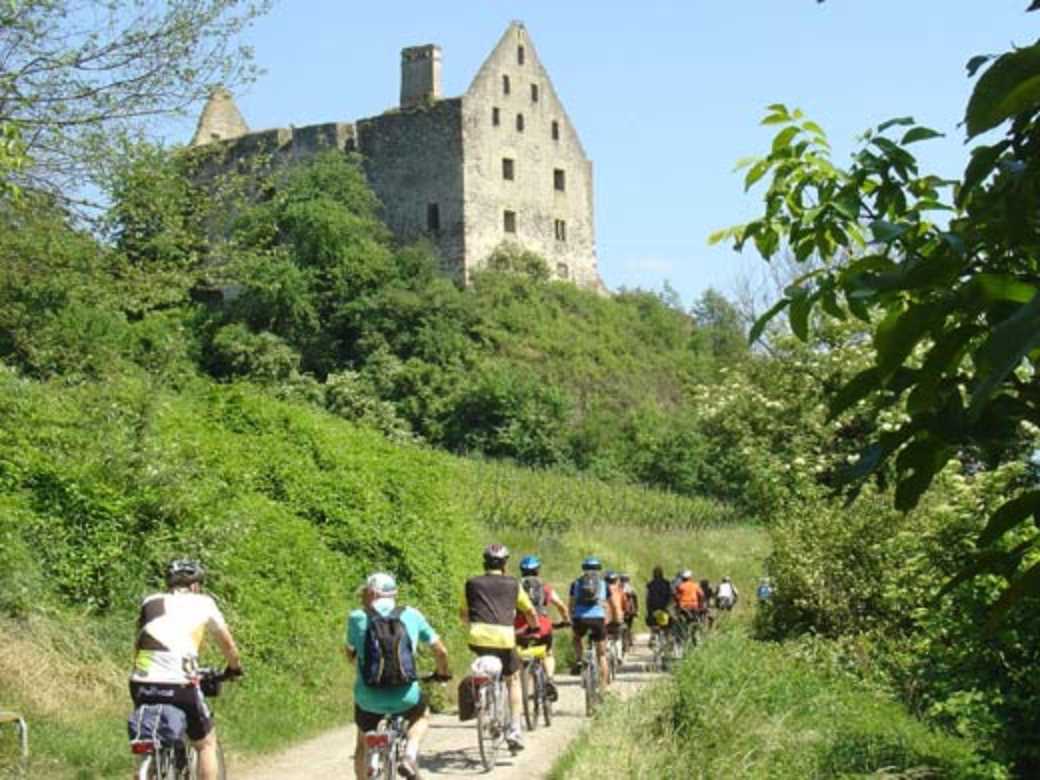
[356,99,465,277]
[461,23,600,290]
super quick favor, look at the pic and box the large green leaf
[828,367,880,420]
[748,298,789,344]
[965,43,1040,138]
[986,558,1040,632]
[969,292,1040,418]
[874,300,949,377]
[979,491,1040,547]
[975,273,1038,304]
[958,141,1010,205]
[788,289,814,341]
[901,126,944,144]
[894,437,950,510]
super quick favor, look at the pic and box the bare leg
[572,632,584,670]
[545,649,556,679]
[193,731,219,780]
[404,713,429,763]
[506,672,523,724]
[353,729,367,779]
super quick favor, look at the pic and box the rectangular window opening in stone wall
[531,83,539,103]
[516,113,525,132]
[557,262,569,279]
[502,158,515,181]
[427,203,440,233]
[518,45,525,65]
[554,219,567,242]
[504,210,517,234]
[493,107,500,126]
[554,168,566,192]
[551,120,560,141]
[503,74,511,95]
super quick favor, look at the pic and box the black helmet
[166,559,204,588]
[483,543,510,569]
[605,570,619,583]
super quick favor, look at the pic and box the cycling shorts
[469,644,521,677]
[517,631,554,651]
[130,681,213,742]
[606,621,624,639]
[355,696,427,732]
[572,617,606,642]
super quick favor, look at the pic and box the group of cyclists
[127,549,741,779]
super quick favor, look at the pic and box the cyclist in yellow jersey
[130,560,242,780]
[461,543,538,750]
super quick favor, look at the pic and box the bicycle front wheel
[475,685,499,772]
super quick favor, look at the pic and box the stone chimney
[191,86,249,146]
[400,45,442,109]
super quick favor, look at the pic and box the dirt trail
[237,636,661,779]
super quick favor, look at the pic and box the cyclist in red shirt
[514,555,570,700]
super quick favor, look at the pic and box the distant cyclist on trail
[515,555,570,701]
[674,570,705,620]
[129,559,243,780]
[645,565,672,628]
[346,572,451,780]
[461,544,538,751]
[716,576,739,611]
[619,573,638,643]
[568,556,610,687]
[604,570,626,647]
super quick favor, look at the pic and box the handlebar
[196,666,243,697]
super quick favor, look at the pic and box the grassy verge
[549,629,1007,779]
[0,371,753,777]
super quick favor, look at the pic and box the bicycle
[516,621,567,732]
[130,667,237,780]
[362,672,451,779]
[469,656,511,772]
[578,636,603,717]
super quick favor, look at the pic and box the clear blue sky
[171,1,1034,307]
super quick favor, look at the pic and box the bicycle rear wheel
[475,684,499,772]
[538,665,552,727]
[520,663,535,732]
[582,659,598,716]
[136,754,157,780]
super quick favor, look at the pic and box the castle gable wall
[461,22,600,290]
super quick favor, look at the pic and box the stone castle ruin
[190,21,604,291]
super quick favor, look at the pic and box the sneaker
[398,756,420,779]
[506,727,525,751]
[546,680,559,702]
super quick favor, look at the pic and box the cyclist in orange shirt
[673,569,705,624]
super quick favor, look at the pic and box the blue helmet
[520,555,541,574]
[582,556,602,571]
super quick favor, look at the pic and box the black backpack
[361,607,418,688]
[522,576,548,616]
[576,572,601,606]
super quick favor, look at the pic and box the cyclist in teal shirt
[346,572,451,780]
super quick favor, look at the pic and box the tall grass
[550,629,1007,779]
[455,459,739,534]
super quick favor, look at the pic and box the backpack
[361,607,417,688]
[522,576,548,616]
[576,572,601,606]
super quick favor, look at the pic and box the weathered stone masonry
[190,21,603,291]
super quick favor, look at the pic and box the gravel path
[237,636,660,779]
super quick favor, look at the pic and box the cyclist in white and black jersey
[129,559,243,780]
